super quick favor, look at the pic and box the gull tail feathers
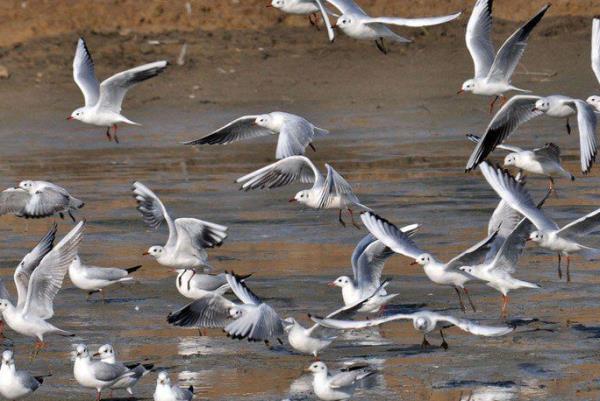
[581,246,600,261]
[69,197,85,210]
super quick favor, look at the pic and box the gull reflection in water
[460,385,516,401]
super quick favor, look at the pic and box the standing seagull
[329,230,419,313]
[183,112,329,160]
[361,212,497,312]
[154,371,193,401]
[0,222,84,357]
[466,135,574,191]
[311,310,514,349]
[0,180,84,222]
[465,95,599,174]
[236,156,368,228]
[68,255,142,301]
[268,0,335,42]
[132,182,228,270]
[168,272,285,344]
[458,1,550,113]
[94,344,153,396]
[327,0,461,54]
[73,344,135,401]
[0,350,44,400]
[587,18,600,112]
[67,37,168,143]
[307,361,375,401]
[480,162,600,281]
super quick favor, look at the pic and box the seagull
[327,0,461,54]
[68,255,142,301]
[480,162,600,282]
[459,190,547,318]
[174,269,252,300]
[67,37,168,143]
[0,222,84,357]
[587,18,600,112]
[94,344,153,396]
[466,135,575,191]
[312,310,513,349]
[465,95,599,174]
[132,182,228,270]
[306,361,375,401]
[0,180,84,222]
[329,229,419,313]
[183,112,329,160]
[167,272,285,345]
[154,371,193,401]
[268,0,335,42]
[236,156,369,228]
[361,212,496,312]
[0,350,44,400]
[285,281,389,358]
[458,1,550,113]
[73,344,135,401]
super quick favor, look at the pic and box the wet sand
[0,9,599,401]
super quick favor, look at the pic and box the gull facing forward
[311,310,514,349]
[68,37,168,143]
[95,344,153,396]
[0,350,45,400]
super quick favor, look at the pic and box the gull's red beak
[525,238,532,242]
[332,23,337,28]
[410,261,418,265]
[456,89,464,95]
[66,116,74,120]
[266,3,272,7]
[92,352,100,357]
[531,107,538,112]
[142,251,150,256]
[327,281,336,287]
[289,198,297,202]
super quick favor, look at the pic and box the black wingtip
[126,265,143,274]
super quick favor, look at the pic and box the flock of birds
[0,0,598,400]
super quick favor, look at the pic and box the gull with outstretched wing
[236,156,369,228]
[361,211,497,313]
[133,182,228,270]
[480,162,600,282]
[311,310,513,349]
[327,0,461,54]
[458,1,550,113]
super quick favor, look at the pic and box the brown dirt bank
[0,0,599,48]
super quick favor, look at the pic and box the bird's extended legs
[308,13,320,30]
[566,118,571,135]
[68,210,76,222]
[439,329,449,350]
[501,294,509,319]
[347,208,361,230]
[454,287,466,313]
[112,124,119,144]
[375,37,388,55]
[557,253,562,280]
[105,127,112,142]
[420,335,430,349]
[30,341,47,361]
[463,287,477,312]
[96,390,102,401]
[338,209,346,227]
[489,96,499,114]
[566,255,571,283]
